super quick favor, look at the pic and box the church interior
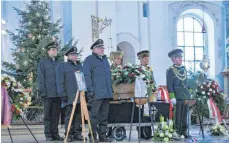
[1,0,229,143]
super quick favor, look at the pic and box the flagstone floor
[1,125,229,143]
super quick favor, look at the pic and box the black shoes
[99,137,112,142]
[46,137,54,141]
[52,134,64,141]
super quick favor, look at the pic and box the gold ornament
[200,55,210,72]
[171,66,187,81]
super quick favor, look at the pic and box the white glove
[171,98,176,105]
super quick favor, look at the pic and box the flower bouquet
[209,125,228,136]
[1,75,32,119]
[153,115,175,142]
[195,79,220,102]
[194,79,225,117]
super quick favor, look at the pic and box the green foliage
[1,0,63,105]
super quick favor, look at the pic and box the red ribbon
[158,86,173,120]
[208,97,222,123]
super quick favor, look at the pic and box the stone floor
[1,125,229,143]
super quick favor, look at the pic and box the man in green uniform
[166,49,191,138]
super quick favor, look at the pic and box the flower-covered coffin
[111,63,156,100]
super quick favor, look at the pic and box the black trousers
[175,100,188,133]
[43,97,61,138]
[60,107,66,125]
[65,104,81,136]
[90,99,110,139]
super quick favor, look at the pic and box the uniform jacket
[56,60,83,105]
[37,57,60,98]
[83,52,113,99]
[166,65,191,99]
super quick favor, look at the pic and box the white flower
[20,97,23,100]
[213,90,216,94]
[207,92,210,95]
[209,88,213,92]
[200,86,203,89]
[198,98,201,101]
[202,91,205,94]
[141,74,145,78]
[203,96,206,99]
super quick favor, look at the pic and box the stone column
[224,1,229,66]
[223,2,229,98]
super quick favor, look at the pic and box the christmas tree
[1,0,66,105]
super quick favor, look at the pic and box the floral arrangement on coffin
[1,75,32,118]
[111,63,156,94]
[153,115,175,142]
[209,125,229,136]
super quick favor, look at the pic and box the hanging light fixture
[202,3,206,33]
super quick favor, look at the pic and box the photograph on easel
[75,71,87,91]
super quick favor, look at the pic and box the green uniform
[166,64,191,134]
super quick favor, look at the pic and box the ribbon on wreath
[157,86,173,119]
[207,97,222,124]
[1,86,12,126]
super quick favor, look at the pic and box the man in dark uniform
[56,46,84,142]
[136,50,156,140]
[166,49,191,138]
[37,42,63,141]
[83,39,113,142]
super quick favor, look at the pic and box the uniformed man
[135,50,156,140]
[56,46,84,142]
[166,49,191,138]
[37,42,63,141]
[83,39,113,142]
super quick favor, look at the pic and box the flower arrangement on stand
[209,124,229,136]
[194,79,226,117]
[1,75,32,119]
[153,115,175,142]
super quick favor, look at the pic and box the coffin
[112,82,135,100]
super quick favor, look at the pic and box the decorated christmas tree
[1,0,68,105]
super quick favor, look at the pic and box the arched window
[177,16,206,72]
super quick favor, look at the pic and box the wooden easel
[64,91,94,143]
